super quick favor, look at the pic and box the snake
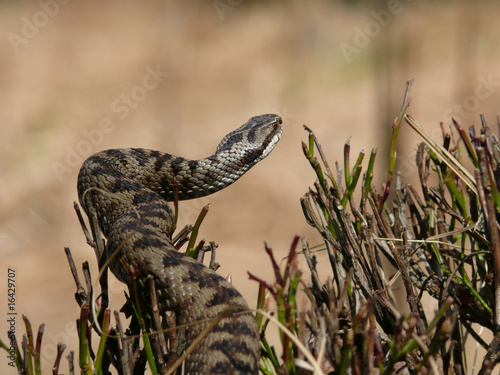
[77,114,283,374]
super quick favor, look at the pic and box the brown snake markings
[77,114,283,374]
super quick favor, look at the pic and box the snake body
[77,114,283,374]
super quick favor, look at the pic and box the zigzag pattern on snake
[77,114,283,374]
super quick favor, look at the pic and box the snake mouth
[271,115,283,144]
[260,116,283,159]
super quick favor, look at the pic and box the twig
[148,276,168,360]
[379,79,413,210]
[65,247,87,305]
[52,343,66,375]
[477,145,500,331]
[73,202,95,248]
[114,310,131,375]
[405,114,478,196]
[66,351,75,375]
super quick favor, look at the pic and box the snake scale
[77,114,283,374]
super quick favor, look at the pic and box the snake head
[215,114,283,166]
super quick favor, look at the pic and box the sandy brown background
[1,1,500,373]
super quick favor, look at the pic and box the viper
[77,114,283,374]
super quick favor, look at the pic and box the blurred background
[1,0,500,373]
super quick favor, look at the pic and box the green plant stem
[185,204,210,257]
[94,309,110,375]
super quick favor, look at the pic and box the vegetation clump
[3,81,500,374]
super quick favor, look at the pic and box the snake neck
[172,151,255,200]
[78,148,265,203]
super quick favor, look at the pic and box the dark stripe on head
[218,133,243,152]
[246,125,258,144]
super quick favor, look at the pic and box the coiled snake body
[77,114,283,374]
